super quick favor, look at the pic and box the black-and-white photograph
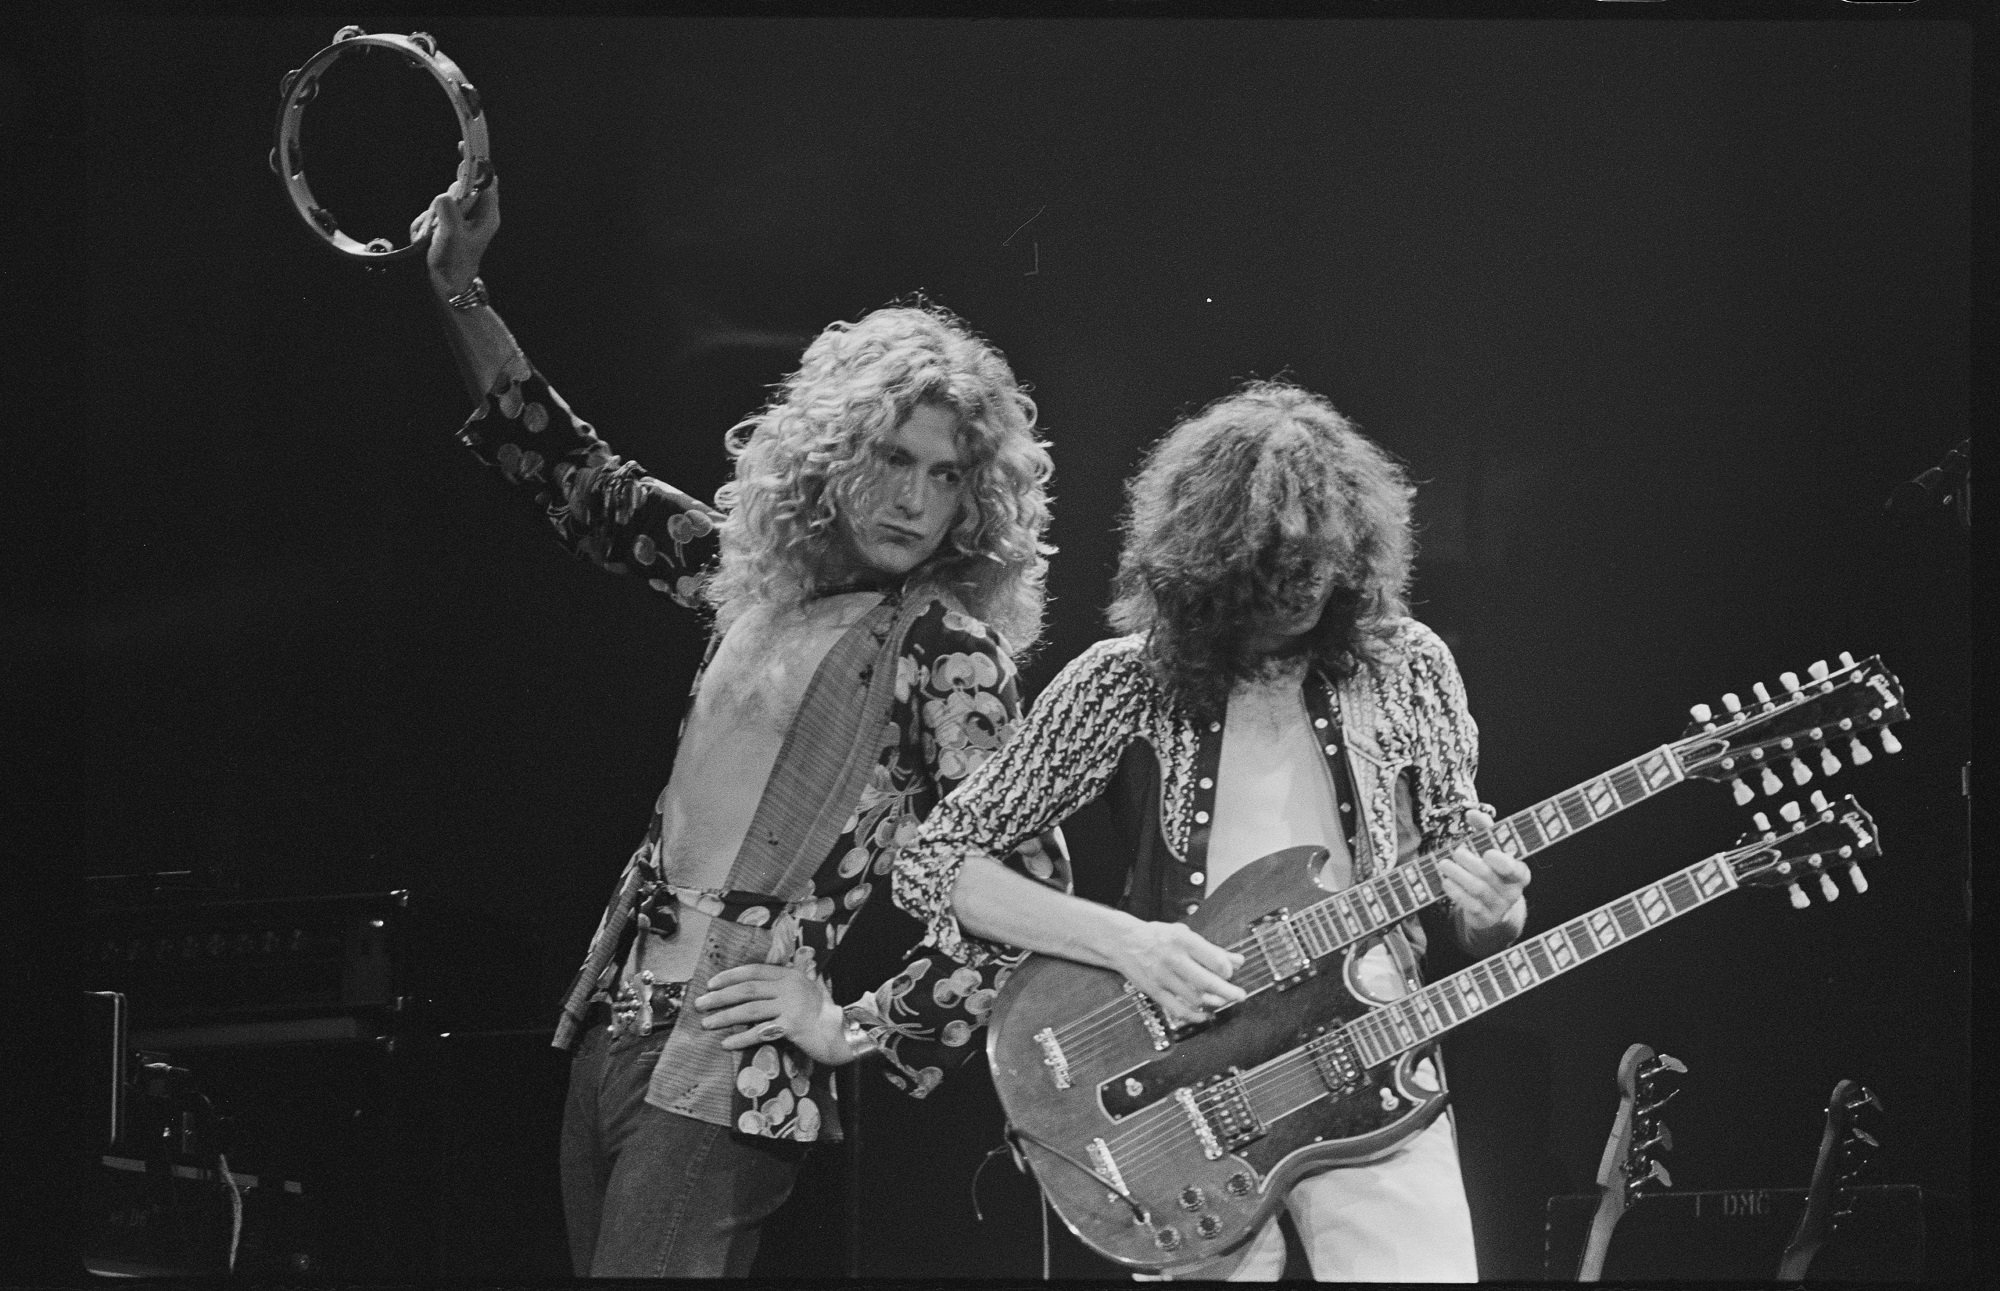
[17,3,1974,1283]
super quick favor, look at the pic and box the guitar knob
[1731,778,1754,806]
[1818,871,1841,902]
[1879,728,1903,755]
[1819,747,1842,776]
[1722,692,1744,714]
[1226,1173,1252,1196]
[1808,659,1830,682]
[1846,737,1874,766]
[1787,882,1810,910]
[1789,757,1813,785]
[1178,1186,1206,1211]
[1153,1226,1183,1252]
[1846,863,1869,895]
[1761,767,1784,796]
[1197,1215,1223,1239]
[1779,800,1803,824]
[1780,671,1803,694]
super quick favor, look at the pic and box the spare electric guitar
[1776,1078,1884,1280]
[992,793,1880,1271]
[1576,1043,1686,1280]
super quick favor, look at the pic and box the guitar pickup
[1035,1026,1072,1090]
[1178,1070,1265,1160]
[1308,1027,1363,1094]
[1249,910,1314,990]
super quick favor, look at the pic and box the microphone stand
[1882,439,1972,929]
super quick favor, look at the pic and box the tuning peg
[1647,1160,1674,1189]
[1753,811,1773,834]
[1787,882,1810,910]
[1730,777,1754,805]
[1753,682,1774,707]
[1761,767,1785,796]
[1779,670,1802,694]
[1810,789,1831,814]
[1847,862,1869,895]
[1819,747,1842,776]
[1880,728,1903,755]
[1817,871,1840,902]
[1780,800,1803,823]
[1839,651,1857,668]
[1809,659,1830,682]
[1722,692,1743,714]
[1689,702,1714,726]
[1846,737,1874,766]
[1789,757,1813,785]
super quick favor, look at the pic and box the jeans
[559,1021,808,1277]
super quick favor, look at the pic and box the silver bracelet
[842,1017,880,1061]
[444,276,489,311]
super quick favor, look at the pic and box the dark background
[19,6,1977,1282]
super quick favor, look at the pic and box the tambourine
[271,26,491,261]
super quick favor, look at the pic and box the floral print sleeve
[839,601,1070,1099]
[456,362,721,608]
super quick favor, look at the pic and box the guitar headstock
[1779,1078,1886,1278]
[1675,654,1908,805]
[1821,1078,1885,1218]
[1602,1042,1686,1202]
[1724,793,1881,909]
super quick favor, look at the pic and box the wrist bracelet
[842,1018,880,1061]
[444,276,489,311]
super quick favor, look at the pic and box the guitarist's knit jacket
[894,620,1496,969]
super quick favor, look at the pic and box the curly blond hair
[1109,379,1415,722]
[706,302,1055,655]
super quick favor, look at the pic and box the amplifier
[82,890,410,1043]
[1543,1184,1962,1281]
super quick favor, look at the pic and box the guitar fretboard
[1238,852,1741,1124]
[1240,746,1686,983]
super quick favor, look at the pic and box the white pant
[1140,1110,1477,1282]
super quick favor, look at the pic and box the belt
[600,973,688,1039]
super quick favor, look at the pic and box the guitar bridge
[1249,909,1315,990]
[1034,1027,1072,1090]
[1087,1137,1131,1200]
[1126,983,1172,1051]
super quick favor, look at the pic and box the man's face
[1242,563,1339,658]
[833,403,968,582]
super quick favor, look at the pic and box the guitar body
[988,846,1446,1271]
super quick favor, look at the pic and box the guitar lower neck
[1235,852,1740,1125]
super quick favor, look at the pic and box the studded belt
[606,972,688,1039]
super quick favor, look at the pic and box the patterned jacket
[893,624,1485,968]
[457,365,1065,1141]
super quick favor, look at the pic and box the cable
[216,1152,244,1273]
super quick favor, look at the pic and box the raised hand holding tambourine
[272,26,492,262]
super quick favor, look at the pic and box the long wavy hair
[1108,379,1416,722]
[706,301,1055,655]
